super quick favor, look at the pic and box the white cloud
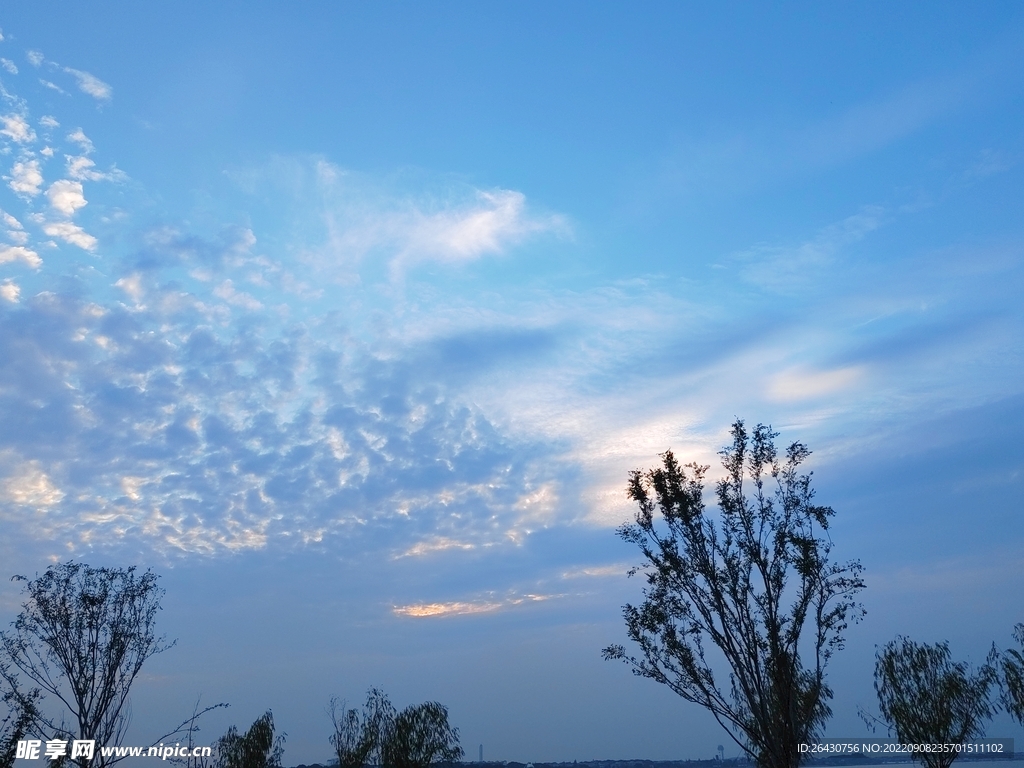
[0,280,20,302]
[41,220,97,251]
[393,593,557,618]
[2,464,64,507]
[40,116,59,129]
[213,279,263,311]
[67,128,93,152]
[1,209,24,230]
[767,366,865,402]
[26,51,44,67]
[66,157,95,179]
[0,245,40,268]
[7,160,42,196]
[0,58,17,75]
[392,190,565,272]
[46,179,87,216]
[736,207,883,291]
[1,114,37,143]
[39,80,66,95]
[114,273,144,303]
[395,536,476,558]
[63,67,112,100]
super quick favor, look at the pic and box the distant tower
[479,745,483,763]
[718,745,725,762]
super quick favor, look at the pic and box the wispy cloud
[63,67,111,100]
[393,592,558,618]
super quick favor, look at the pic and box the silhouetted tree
[604,420,865,768]
[330,690,391,768]
[330,689,462,768]
[996,624,1024,727]
[384,701,463,768]
[869,637,997,768]
[0,562,173,768]
[0,687,39,768]
[216,712,284,768]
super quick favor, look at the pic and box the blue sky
[1,2,1023,763]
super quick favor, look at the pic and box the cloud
[0,280,20,302]
[26,50,44,67]
[63,67,112,100]
[41,220,97,250]
[395,536,476,558]
[39,80,66,95]
[560,564,627,579]
[39,116,59,129]
[393,593,557,618]
[8,159,42,196]
[1,113,37,143]
[396,190,560,268]
[296,161,568,278]
[767,366,865,402]
[213,279,263,311]
[46,179,87,215]
[1,58,17,75]
[0,245,41,268]
[735,207,883,291]
[1,463,65,508]
[67,128,93,152]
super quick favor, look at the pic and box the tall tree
[383,701,463,768]
[216,712,284,768]
[0,562,172,768]
[996,624,1024,727]
[871,637,997,768]
[604,420,865,768]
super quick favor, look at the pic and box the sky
[1,2,1023,764]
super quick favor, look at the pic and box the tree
[0,562,172,768]
[870,637,997,768]
[603,420,865,768]
[330,689,463,768]
[0,687,39,768]
[996,624,1024,727]
[384,701,463,768]
[216,712,284,768]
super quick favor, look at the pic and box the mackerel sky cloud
[0,5,1022,765]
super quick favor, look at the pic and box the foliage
[216,712,284,768]
[330,689,463,768]
[0,687,40,768]
[997,624,1024,727]
[870,637,997,768]
[0,561,172,768]
[603,420,865,768]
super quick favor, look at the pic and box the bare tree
[604,420,865,768]
[0,562,173,768]
[869,637,997,768]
